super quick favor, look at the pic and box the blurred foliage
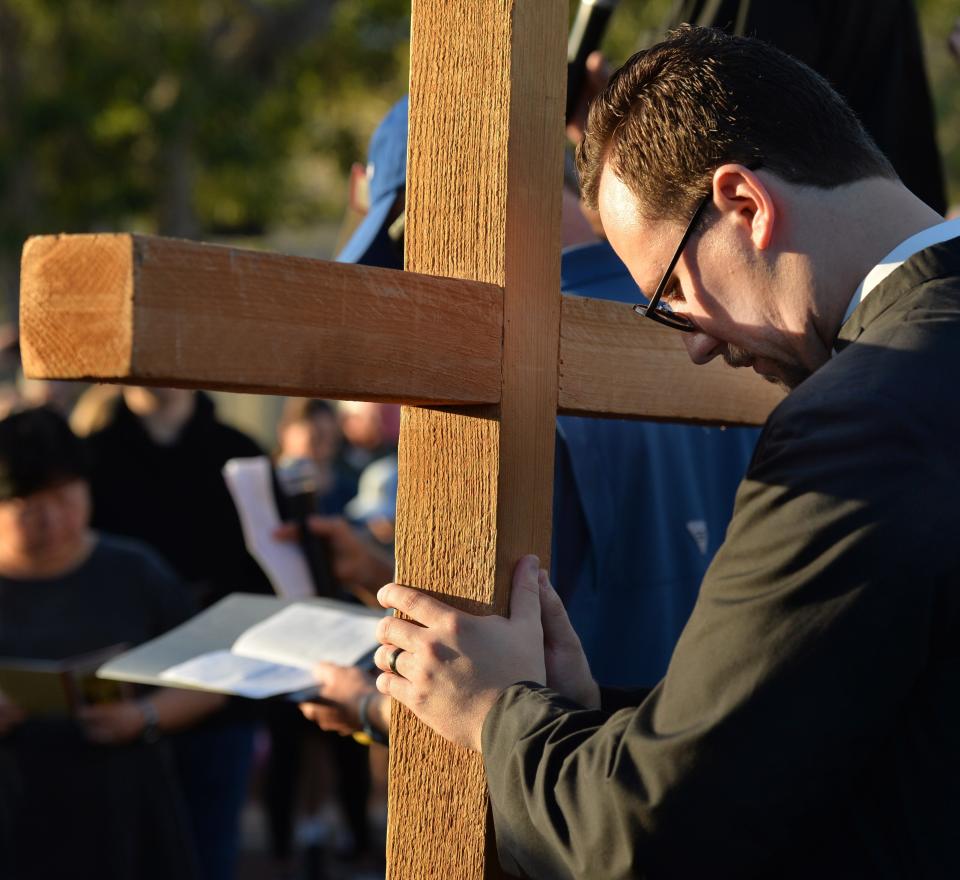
[2,0,960,322]
[602,0,960,208]
[0,0,411,315]
[916,0,960,206]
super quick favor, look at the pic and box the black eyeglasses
[632,192,711,333]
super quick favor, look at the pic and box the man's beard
[723,344,810,390]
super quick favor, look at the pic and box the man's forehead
[597,163,643,230]
[598,164,680,244]
[598,164,675,288]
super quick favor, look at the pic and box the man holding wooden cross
[371,26,960,879]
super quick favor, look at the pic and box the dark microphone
[566,0,619,124]
[275,457,338,598]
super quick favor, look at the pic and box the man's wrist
[372,693,391,732]
[359,691,388,745]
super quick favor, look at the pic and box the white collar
[842,218,960,325]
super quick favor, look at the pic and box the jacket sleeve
[482,387,950,879]
[598,685,651,714]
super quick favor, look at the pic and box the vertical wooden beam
[387,2,566,878]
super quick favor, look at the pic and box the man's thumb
[509,555,542,620]
[539,570,578,646]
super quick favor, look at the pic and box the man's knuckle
[402,590,423,617]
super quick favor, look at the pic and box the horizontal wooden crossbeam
[19,233,784,425]
[19,233,503,405]
[558,295,785,425]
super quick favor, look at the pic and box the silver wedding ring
[388,646,406,675]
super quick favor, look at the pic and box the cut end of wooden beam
[20,234,135,382]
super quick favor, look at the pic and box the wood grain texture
[388,2,566,879]
[559,294,785,425]
[19,233,503,405]
[19,236,784,426]
[20,235,135,382]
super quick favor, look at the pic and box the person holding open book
[0,406,225,880]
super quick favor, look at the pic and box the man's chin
[761,363,809,390]
[724,352,808,390]
[759,371,793,391]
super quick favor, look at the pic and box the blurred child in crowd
[276,398,358,517]
[337,401,400,475]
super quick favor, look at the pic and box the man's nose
[682,331,723,365]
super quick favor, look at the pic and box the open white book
[98,594,384,700]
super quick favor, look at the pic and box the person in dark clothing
[369,27,960,878]
[0,406,223,880]
[86,387,272,608]
[84,387,272,880]
[666,0,947,215]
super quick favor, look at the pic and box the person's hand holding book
[299,662,389,740]
[78,700,149,745]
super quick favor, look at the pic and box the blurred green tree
[0,0,410,317]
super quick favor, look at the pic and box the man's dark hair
[0,406,89,500]
[577,25,896,221]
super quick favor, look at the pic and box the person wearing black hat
[0,406,224,880]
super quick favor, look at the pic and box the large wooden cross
[19,2,783,877]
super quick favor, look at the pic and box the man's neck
[140,401,194,445]
[806,177,944,359]
[123,388,197,445]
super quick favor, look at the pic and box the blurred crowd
[0,336,399,880]
[2,4,956,880]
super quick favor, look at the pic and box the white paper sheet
[231,603,382,670]
[159,650,316,699]
[222,456,314,599]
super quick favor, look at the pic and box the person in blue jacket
[554,240,758,687]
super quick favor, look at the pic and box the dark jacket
[86,391,272,608]
[482,239,960,878]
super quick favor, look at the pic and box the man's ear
[711,164,775,250]
[349,162,370,216]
